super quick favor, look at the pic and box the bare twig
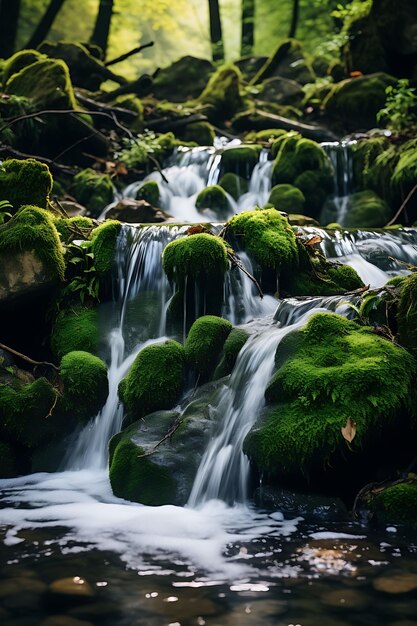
[228,250,264,298]
[46,391,60,418]
[0,145,76,175]
[385,183,417,227]
[75,91,136,118]
[0,342,59,372]
[105,41,154,67]
[137,416,183,458]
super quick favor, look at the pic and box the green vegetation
[163,233,229,281]
[368,482,417,525]
[119,340,185,423]
[135,180,160,206]
[397,272,417,355]
[220,145,261,178]
[287,260,364,297]
[185,315,233,380]
[60,351,108,422]
[0,158,53,212]
[90,220,122,275]
[268,184,305,213]
[343,190,390,228]
[213,328,250,379]
[195,185,229,217]
[219,173,248,200]
[227,207,298,272]
[54,216,94,244]
[71,169,114,216]
[51,306,99,359]
[2,49,45,85]
[0,205,65,280]
[198,64,244,122]
[377,79,417,132]
[244,313,416,477]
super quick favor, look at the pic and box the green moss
[90,220,121,275]
[220,145,262,178]
[287,259,364,297]
[109,435,175,505]
[135,180,160,206]
[195,185,229,216]
[219,173,248,200]
[391,139,417,203]
[244,312,416,476]
[323,73,397,131]
[2,50,45,85]
[51,306,99,359]
[397,272,417,355]
[369,482,417,525]
[185,315,232,379]
[54,216,94,244]
[176,121,215,146]
[162,233,229,282]
[385,275,405,288]
[60,351,108,423]
[0,205,65,280]
[227,207,298,272]
[269,184,305,213]
[0,377,60,448]
[213,328,250,379]
[5,58,77,110]
[243,129,287,144]
[343,190,391,228]
[0,158,53,212]
[115,95,144,132]
[198,64,244,121]
[71,169,114,216]
[119,340,185,423]
[0,442,17,478]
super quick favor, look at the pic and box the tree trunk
[208,0,224,63]
[25,0,67,49]
[90,0,114,59]
[0,0,21,57]
[241,0,255,56]
[288,0,300,39]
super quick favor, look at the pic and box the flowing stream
[2,142,417,625]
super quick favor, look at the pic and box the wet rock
[55,201,87,218]
[374,573,417,594]
[152,56,215,102]
[40,616,93,626]
[0,577,47,598]
[320,588,370,610]
[106,198,171,223]
[49,577,95,599]
[255,77,304,107]
[0,250,57,304]
[251,39,315,86]
[253,486,347,520]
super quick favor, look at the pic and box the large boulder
[106,198,171,223]
[254,77,305,107]
[251,39,315,86]
[71,169,114,217]
[198,64,244,122]
[0,158,53,213]
[152,56,215,102]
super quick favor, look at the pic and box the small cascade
[65,225,183,470]
[188,306,329,507]
[237,150,273,212]
[321,140,356,226]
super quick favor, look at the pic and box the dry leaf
[305,235,322,246]
[341,417,356,443]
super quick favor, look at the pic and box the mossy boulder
[195,185,230,218]
[397,272,417,355]
[163,233,229,282]
[271,132,333,217]
[286,260,364,297]
[323,73,397,132]
[135,180,160,206]
[254,77,305,107]
[220,145,261,178]
[268,184,305,213]
[185,315,232,380]
[244,312,416,479]
[2,49,45,85]
[51,306,100,359]
[71,169,114,217]
[251,39,315,86]
[60,351,108,423]
[366,481,417,525]
[227,207,298,273]
[54,216,94,244]
[219,173,248,200]
[118,340,186,424]
[0,158,53,212]
[176,121,215,146]
[198,64,244,122]
[90,220,121,275]
[343,190,391,228]
[243,128,287,144]
[0,205,65,281]
[114,95,144,132]
[213,328,250,379]
[152,56,215,102]
[390,139,417,221]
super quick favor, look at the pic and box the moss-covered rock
[54,216,94,244]
[213,328,250,379]
[397,272,417,355]
[176,121,215,146]
[391,139,417,219]
[163,233,229,281]
[51,306,99,359]
[0,158,53,212]
[268,184,305,213]
[251,39,315,86]
[71,169,114,217]
[367,481,417,525]
[220,145,261,178]
[271,132,333,217]
[227,207,298,273]
[185,315,232,380]
[323,73,397,132]
[0,205,65,281]
[254,77,305,107]
[135,180,160,206]
[114,95,144,132]
[152,55,215,102]
[219,172,248,200]
[287,260,364,297]
[244,312,416,478]
[198,64,244,122]
[2,49,45,85]
[119,340,185,424]
[60,351,108,422]
[343,190,391,228]
[243,128,287,144]
[195,184,230,218]
[90,220,121,275]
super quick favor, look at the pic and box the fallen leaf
[305,235,322,246]
[341,417,356,443]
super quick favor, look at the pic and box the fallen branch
[385,183,417,227]
[105,41,154,67]
[228,250,264,298]
[0,145,76,175]
[137,415,183,458]
[46,390,60,418]
[0,342,59,372]
[75,91,137,119]
[147,113,208,132]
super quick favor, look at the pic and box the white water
[322,140,356,226]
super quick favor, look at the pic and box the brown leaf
[305,235,322,246]
[186,225,209,235]
[341,418,356,443]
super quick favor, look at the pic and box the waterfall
[321,140,356,226]
[64,225,184,470]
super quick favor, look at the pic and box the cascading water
[321,140,356,226]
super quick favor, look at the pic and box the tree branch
[105,41,154,66]
[0,342,59,372]
[385,183,417,227]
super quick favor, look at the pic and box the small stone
[374,573,417,594]
[49,577,95,598]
